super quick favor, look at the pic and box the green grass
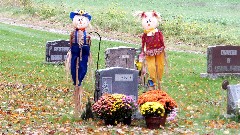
[0,0,240,47]
[0,22,240,134]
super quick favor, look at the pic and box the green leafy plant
[38,4,57,19]
[81,97,94,120]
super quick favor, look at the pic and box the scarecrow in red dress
[136,11,168,90]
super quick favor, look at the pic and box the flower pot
[104,119,116,125]
[123,116,132,125]
[145,114,167,129]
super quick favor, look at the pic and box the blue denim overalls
[71,30,90,86]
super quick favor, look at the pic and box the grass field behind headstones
[1,0,240,48]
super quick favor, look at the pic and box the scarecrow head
[70,10,92,30]
[136,11,161,31]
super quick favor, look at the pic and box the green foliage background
[1,0,240,46]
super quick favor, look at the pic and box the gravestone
[227,84,240,114]
[95,67,139,102]
[200,46,240,78]
[46,40,70,63]
[105,46,136,69]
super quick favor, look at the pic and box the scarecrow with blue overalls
[67,10,92,117]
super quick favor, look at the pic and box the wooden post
[74,57,81,118]
[155,55,161,90]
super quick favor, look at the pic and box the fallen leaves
[225,121,239,129]
[1,56,240,135]
[0,79,239,134]
[208,120,225,128]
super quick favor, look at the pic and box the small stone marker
[201,46,240,78]
[95,67,139,102]
[105,46,136,69]
[46,40,70,63]
[227,84,240,114]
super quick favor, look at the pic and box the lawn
[1,0,240,134]
[0,0,240,50]
[0,22,240,134]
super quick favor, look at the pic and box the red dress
[141,30,165,56]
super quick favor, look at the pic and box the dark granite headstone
[46,40,70,63]
[227,84,240,114]
[207,46,240,73]
[105,47,136,69]
[95,67,139,102]
[201,46,240,78]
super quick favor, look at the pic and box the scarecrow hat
[70,10,92,21]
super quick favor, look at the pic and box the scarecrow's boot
[148,80,155,90]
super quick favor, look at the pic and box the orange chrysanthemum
[138,90,177,113]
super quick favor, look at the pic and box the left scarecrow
[67,10,92,118]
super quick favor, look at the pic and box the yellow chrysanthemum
[140,102,165,117]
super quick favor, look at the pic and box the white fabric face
[141,12,159,30]
[73,15,90,29]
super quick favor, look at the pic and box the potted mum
[138,90,178,128]
[92,93,137,125]
[140,102,166,129]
